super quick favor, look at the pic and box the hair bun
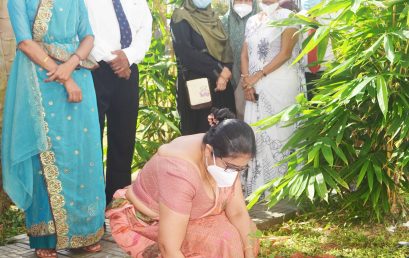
[210,107,236,123]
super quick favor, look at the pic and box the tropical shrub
[132,0,180,170]
[248,0,409,220]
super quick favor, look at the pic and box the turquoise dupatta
[2,51,48,210]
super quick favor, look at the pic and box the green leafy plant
[132,1,180,170]
[248,0,409,220]
[0,206,25,245]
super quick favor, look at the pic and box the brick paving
[0,222,129,258]
[0,201,297,257]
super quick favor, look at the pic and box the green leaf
[281,105,300,122]
[307,175,316,201]
[308,144,321,164]
[289,175,303,197]
[317,34,330,62]
[367,165,374,192]
[347,77,375,100]
[376,75,389,116]
[295,175,310,198]
[356,160,370,188]
[373,163,383,184]
[315,173,328,201]
[322,171,340,192]
[351,0,362,13]
[321,141,334,166]
[314,152,320,168]
[310,0,350,17]
[329,141,348,165]
[372,185,382,208]
[328,57,355,77]
[134,141,151,161]
[293,26,330,64]
[326,168,349,189]
[336,115,348,145]
[363,35,384,58]
[253,109,286,129]
[383,36,395,63]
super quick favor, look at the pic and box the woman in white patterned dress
[240,0,305,196]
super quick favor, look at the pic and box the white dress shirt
[84,0,152,65]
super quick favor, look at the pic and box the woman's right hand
[215,76,227,92]
[215,67,232,92]
[45,56,79,83]
[63,78,82,103]
[244,87,257,102]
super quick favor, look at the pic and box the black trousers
[92,61,139,205]
[305,71,323,101]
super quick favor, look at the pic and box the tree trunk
[0,0,16,213]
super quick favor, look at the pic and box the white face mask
[206,153,238,188]
[193,0,212,9]
[233,3,253,18]
[260,2,279,16]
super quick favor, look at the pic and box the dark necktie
[112,0,132,49]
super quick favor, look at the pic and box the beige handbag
[185,78,213,110]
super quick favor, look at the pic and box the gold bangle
[43,56,49,64]
[244,245,253,250]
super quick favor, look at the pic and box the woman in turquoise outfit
[2,0,105,257]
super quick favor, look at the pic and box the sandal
[35,249,57,258]
[83,242,102,253]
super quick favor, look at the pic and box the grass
[258,207,409,258]
[0,206,25,246]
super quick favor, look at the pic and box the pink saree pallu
[106,189,257,258]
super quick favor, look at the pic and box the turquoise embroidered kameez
[2,0,105,249]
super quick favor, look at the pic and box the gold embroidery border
[40,146,70,249]
[40,43,99,70]
[32,0,54,42]
[70,228,105,249]
[27,221,56,236]
[27,221,104,248]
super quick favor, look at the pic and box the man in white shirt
[85,0,152,205]
[301,0,336,100]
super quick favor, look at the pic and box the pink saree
[106,188,258,258]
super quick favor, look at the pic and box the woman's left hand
[45,57,78,83]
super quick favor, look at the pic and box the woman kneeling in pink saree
[106,108,259,258]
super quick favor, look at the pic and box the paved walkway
[0,224,127,258]
[0,201,297,257]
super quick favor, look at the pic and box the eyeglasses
[219,157,249,173]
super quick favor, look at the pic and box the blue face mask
[193,0,212,9]
[302,0,321,10]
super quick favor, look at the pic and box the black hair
[203,108,256,158]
